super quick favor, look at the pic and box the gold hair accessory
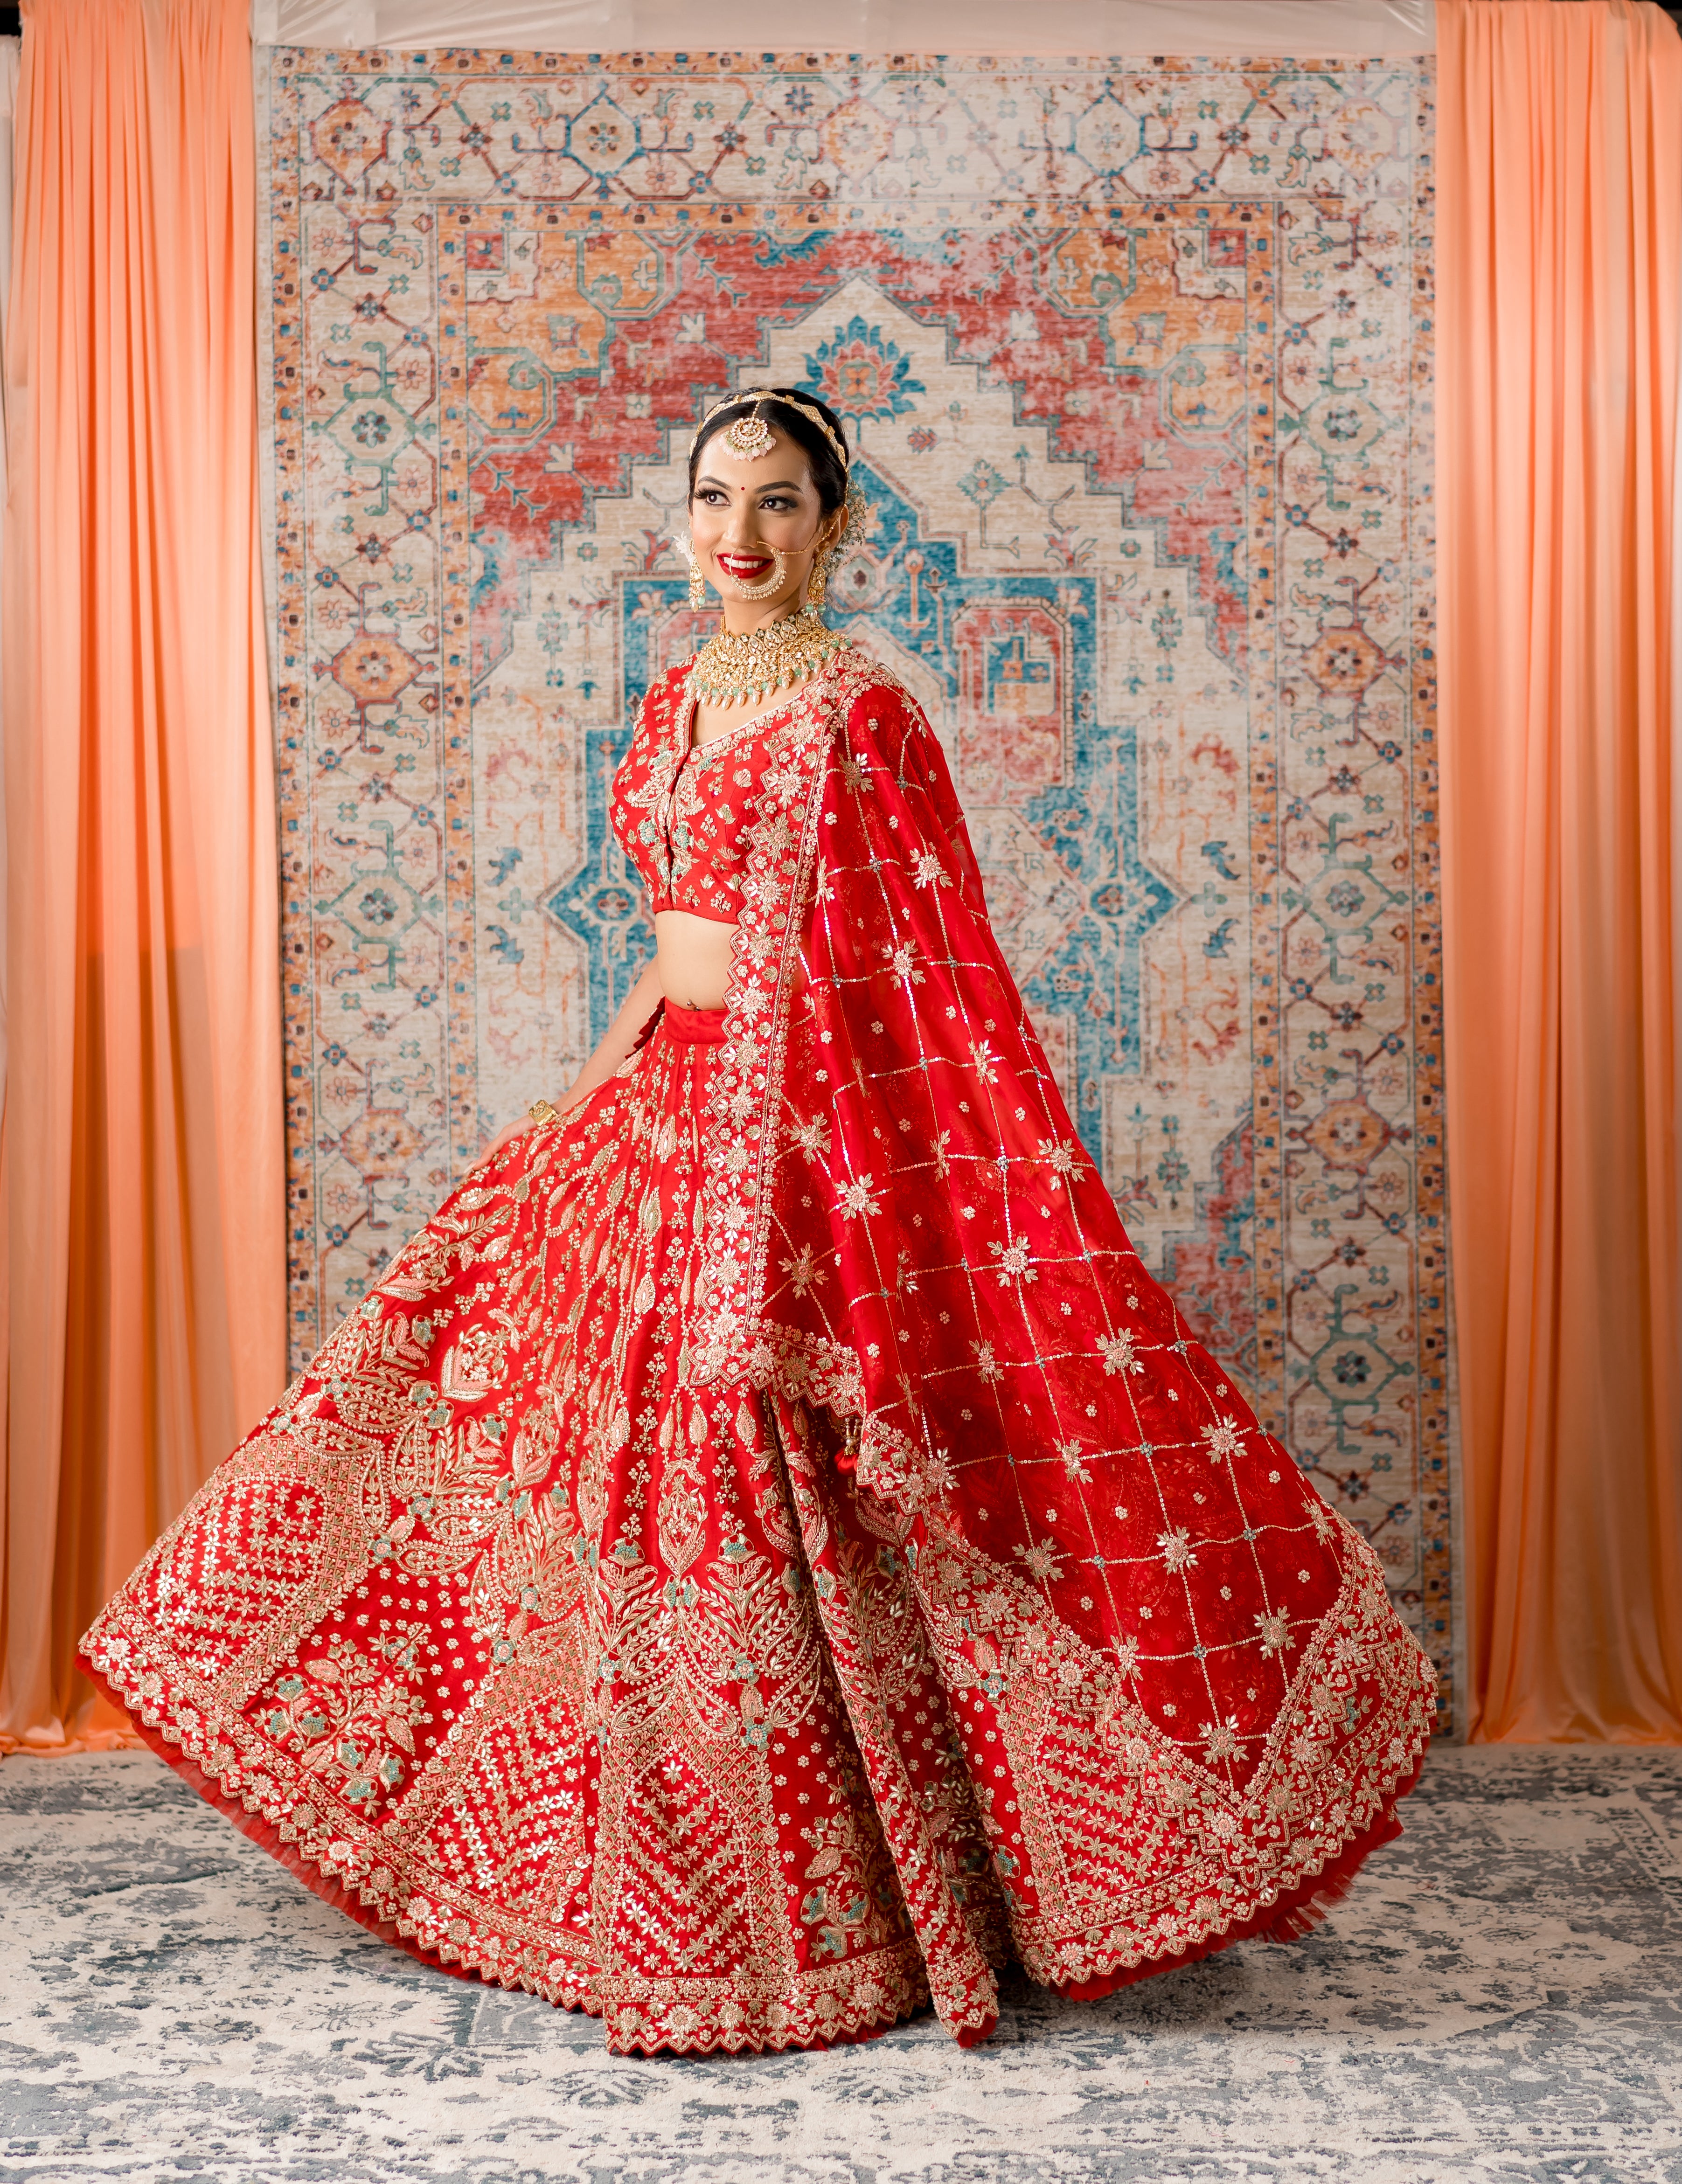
[688,609,848,710]
[723,411,776,462]
[690,388,850,473]
[528,1099,560,1127]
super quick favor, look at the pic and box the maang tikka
[722,410,776,462]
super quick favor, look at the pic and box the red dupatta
[669,645,1434,1960]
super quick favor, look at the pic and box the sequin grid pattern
[262,49,1446,1711]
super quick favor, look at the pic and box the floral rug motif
[259,49,1447,1708]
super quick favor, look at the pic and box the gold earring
[807,548,831,612]
[686,539,705,610]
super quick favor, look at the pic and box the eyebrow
[695,474,808,492]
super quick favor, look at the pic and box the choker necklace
[688,610,848,709]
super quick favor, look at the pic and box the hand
[475,1113,538,1168]
[473,1090,578,1171]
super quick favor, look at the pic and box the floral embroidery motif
[260,1629,432,1810]
[609,684,793,924]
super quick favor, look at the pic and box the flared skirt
[83,1009,1428,2055]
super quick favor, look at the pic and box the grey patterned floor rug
[2,1747,1678,2184]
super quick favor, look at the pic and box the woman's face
[688,427,839,617]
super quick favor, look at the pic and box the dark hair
[688,387,850,516]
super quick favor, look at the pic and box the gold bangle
[527,1099,560,1127]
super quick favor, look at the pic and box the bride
[83,387,1435,2057]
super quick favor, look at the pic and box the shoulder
[822,641,912,714]
[833,657,955,813]
[819,645,934,766]
[615,662,690,799]
[636,659,693,726]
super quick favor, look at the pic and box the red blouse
[610,669,795,926]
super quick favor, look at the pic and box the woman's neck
[717,598,807,638]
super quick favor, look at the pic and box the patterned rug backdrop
[260,47,1450,1714]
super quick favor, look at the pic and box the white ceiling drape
[248,0,1435,57]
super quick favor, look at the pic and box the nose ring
[716,544,788,601]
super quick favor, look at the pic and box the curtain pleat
[0,0,285,1750]
[1438,0,1682,1741]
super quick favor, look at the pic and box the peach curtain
[0,0,285,1749]
[1438,0,1682,1740]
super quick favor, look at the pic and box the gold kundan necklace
[688,610,848,709]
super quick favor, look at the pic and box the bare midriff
[654,909,737,1012]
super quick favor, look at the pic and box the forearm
[556,957,664,1111]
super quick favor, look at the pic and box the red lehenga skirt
[83,1005,1421,2056]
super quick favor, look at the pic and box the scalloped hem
[85,1657,1421,2056]
[602,1973,940,2057]
[85,1658,939,2057]
[78,1663,587,2008]
[1035,1754,1423,2006]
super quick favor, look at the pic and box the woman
[82,388,1435,2058]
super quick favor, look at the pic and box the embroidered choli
[610,677,792,925]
